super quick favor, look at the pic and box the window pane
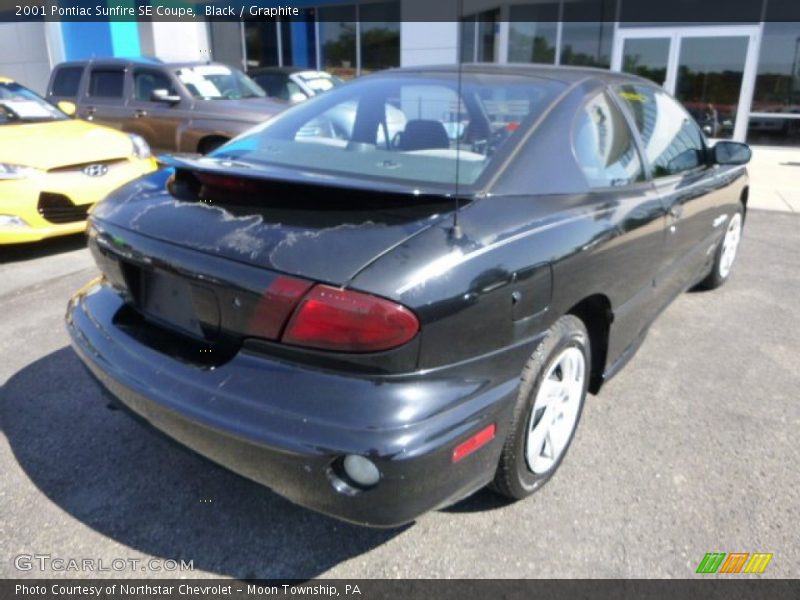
[244,21,278,69]
[560,1,615,68]
[617,84,706,178]
[752,22,800,114]
[88,70,124,98]
[674,36,749,140]
[51,67,83,97]
[508,4,559,64]
[319,5,357,79]
[573,92,644,188]
[620,38,669,86]
[747,117,800,146]
[561,23,614,68]
[460,19,476,63]
[477,10,499,62]
[460,10,499,63]
[133,70,174,102]
[360,2,401,73]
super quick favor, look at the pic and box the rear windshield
[214,73,566,186]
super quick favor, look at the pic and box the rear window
[214,73,566,186]
[51,67,83,97]
[88,69,125,98]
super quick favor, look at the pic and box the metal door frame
[611,25,761,141]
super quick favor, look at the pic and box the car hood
[0,119,134,169]
[188,97,287,123]
[91,164,456,285]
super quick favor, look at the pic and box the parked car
[248,66,343,103]
[247,66,409,145]
[0,77,156,244]
[66,65,750,526]
[46,58,286,154]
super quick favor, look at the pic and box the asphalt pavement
[1,209,798,579]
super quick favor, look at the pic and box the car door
[126,67,187,152]
[614,83,730,304]
[80,64,132,130]
[571,89,667,364]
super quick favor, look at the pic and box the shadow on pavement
[0,347,404,579]
[442,488,513,514]
[1,234,86,264]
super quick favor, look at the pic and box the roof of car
[381,63,650,86]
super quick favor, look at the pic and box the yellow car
[0,77,157,244]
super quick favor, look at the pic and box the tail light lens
[247,276,314,340]
[281,285,419,353]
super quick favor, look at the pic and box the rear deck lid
[91,158,460,286]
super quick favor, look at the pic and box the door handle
[83,106,96,120]
[134,109,148,118]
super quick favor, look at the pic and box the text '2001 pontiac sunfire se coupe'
[66,65,751,527]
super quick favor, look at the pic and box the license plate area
[142,269,207,340]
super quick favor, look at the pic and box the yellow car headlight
[128,134,152,160]
[0,163,38,180]
[0,215,29,228]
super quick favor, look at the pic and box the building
[1,0,798,145]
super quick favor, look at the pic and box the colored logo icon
[696,552,773,574]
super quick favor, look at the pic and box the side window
[616,84,706,178]
[253,74,286,99]
[133,69,175,102]
[88,69,125,99]
[51,67,83,97]
[573,92,645,188]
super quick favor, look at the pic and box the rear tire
[491,315,590,500]
[697,208,743,290]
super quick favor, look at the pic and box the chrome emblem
[82,164,108,177]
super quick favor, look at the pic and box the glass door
[612,26,760,141]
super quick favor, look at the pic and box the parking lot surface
[1,209,798,579]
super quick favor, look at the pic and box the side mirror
[713,141,751,166]
[57,101,77,117]
[151,89,181,104]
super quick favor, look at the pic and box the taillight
[195,172,261,193]
[247,276,314,339]
[281,285,419,353]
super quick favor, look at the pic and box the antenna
[450,0,464,240]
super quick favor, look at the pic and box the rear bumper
[66,279,527,527]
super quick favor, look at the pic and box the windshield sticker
[0,100,55,118]
[620,91,647,103]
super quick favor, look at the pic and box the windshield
[176,65,266,100]
[214,73,566,187]
[0,82,67,125]
[296,71,343,95]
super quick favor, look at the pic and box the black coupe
[67,65,750,526]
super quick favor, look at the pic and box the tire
[697,208,744,290]
[492,315,590,500]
